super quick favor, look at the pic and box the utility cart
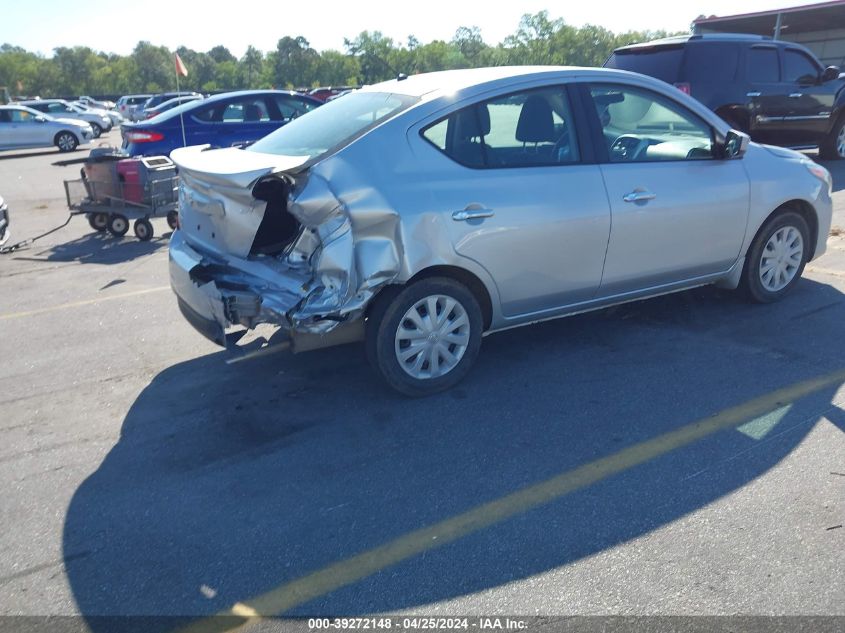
[64,149,179,241]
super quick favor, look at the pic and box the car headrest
[516,96,556,143]
[454,105,491,140]
[244,104,262,122]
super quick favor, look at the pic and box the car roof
[613,33,781,53]
[364,66,682,99]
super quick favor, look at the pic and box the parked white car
[19,99,111,138]
[115,94,151,122]
[73,101,122,126]
[0,105,94,152]
[78,95,115,110]
[170,66,833,395]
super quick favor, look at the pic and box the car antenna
[397,73,408,81]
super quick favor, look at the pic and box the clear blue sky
[2,0,822,57]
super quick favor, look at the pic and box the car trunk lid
[171,145,309,259]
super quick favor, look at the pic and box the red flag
[174,53,188,78]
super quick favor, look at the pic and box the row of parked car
[3,34,845,160]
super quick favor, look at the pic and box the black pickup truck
[604,33,845,158]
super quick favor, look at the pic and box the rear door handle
[452,208,494,221]
[746,91,762,97]
[623,190,657,203]
[789,92,803,98]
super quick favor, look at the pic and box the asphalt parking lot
[1,131,844,631]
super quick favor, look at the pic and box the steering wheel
[610,135,646,161]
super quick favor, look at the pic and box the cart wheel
[134,218,154,241]
[166,210,179,230]
[107,214,129,237]
[88,212,109,232]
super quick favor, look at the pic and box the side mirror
[35,116,47,123]
[822,65,840,82]
[720,129,750,159]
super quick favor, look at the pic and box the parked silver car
[19,99,111,138]
[0,105,94,152]
[169,67,833,395]
[115,94,152,122]
[72,101,123,127]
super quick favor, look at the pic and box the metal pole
[175,60,187,148]
[774,12,783,39]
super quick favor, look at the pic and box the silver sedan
[169,67,833,396]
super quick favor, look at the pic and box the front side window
[784,49,819,83]
[747,47,780,83]
[422,86,580,168]
[273,95,318,120]
[221,97,270,123]
[9,108,36,123]
[588,84,713,162]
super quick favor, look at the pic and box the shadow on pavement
[816,156,845,193]
[0,149,64,161]
[63,279,845,630]
[23,230,171,265]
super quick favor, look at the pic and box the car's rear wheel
[740,210,810,303]
[820,116,845,159]
[366,277,483,397]
[55,132,78,152]
[90,123,103,139]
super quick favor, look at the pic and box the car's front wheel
[740,210,810,303]
[54,132,79,152]
[366,277,483,397]
[90,123,103,139]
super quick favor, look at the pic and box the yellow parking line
[0,286,170,320]
[179,367,845,633]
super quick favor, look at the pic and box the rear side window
[604,47,684,83]
[421,86,580,168]
[747,47,780,83]
[784,49,819,83]
[682,44,739,82]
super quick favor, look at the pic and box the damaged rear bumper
[170,230,305,346]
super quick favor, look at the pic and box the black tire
[820,116,845,160]
[90,123,103,139]
[54,132,79,152]
[87,212,108,232]
[107,214,129,237]
[365,277,483,397]
[739,210,810,303]
[133,218,153,241]
[166,210,179,230]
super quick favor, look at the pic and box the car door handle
[789,92,803,98]
[747,91,762,97]
[623,190,657,203]
[452,208,495,221]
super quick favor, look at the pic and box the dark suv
[604,34,845,158]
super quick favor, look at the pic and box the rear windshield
[605,46,684,83]
[247,91,418,160]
